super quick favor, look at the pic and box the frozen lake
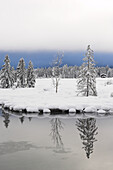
[0,109,113,170]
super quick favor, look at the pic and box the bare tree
[50,118,64,148]
[52,51,64,93]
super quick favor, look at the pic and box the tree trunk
[87,77,89,96]
[56,78,58,93]
[87,56,90,96]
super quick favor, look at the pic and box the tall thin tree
[77,45,97,96]
[27,61,36,88]
[52,51,64,93]
[16,58,26,88]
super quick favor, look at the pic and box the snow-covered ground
[0,78,113,113]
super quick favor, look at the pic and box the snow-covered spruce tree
[52,51,64,93]
[11,66,17,82]
[27,61,36,88]
[0,55,15,88]
[77,45,97,96]
[16,58,26,88]
[76,118,98,159]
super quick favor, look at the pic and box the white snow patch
[69,108,76,113]
[97,109,106,114]
[0,78,113,113]
[26,107,39,113]
[43,108,51,113]
[84,106,97,113]
[101,106,110,111]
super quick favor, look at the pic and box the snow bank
[69,108,76,113]
[97,109,106,114]
[84,106,97,113]
[26,106,39,113]
[43,108,51,113]
[0,78,113,114]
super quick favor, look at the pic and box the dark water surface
[0,109,113,170]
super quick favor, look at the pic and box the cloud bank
[0,0,113,52]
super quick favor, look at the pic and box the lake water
[0,109,113,170]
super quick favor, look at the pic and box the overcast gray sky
[0,0,113,52]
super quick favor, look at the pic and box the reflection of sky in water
[0,109,113,170]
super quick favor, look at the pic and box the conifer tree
[11,66,17,82]
[76,118,98,159]
[27,61,36,88]
[0,55,15,88]
[77,45,97,96]
[16,58,26,88]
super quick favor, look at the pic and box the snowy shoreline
[0,78,113,114]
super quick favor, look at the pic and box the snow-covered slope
[0,78,113,113]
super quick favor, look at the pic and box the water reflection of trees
[28,117,32,121]
[1,109,33,127]
[50,118,64,150]
[2,109,10,128]
[76,118,98,159]
[19,116,25,124]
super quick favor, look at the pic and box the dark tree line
[35,65,79,78]
[0,55,36,88]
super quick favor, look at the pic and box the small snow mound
[26,107,38,113]
[97,109,106,114]
[84,106,97,113]
[43,108,50,113]
[69,108,76,113]
[13,106,23,112]
[101,106,110,111]
[13,105,26,112]
[4,102,12,108]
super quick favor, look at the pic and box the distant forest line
[35,65,113,78]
